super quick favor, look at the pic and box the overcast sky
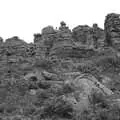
[0,0,120,42]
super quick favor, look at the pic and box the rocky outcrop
[34,33,42,43]
[33,21,104,59]
[1,13,120,119]
[42,70,59,81]
[72,24,105,49]
[33,26,56,58]
[92,23,105,48]
[3,36,28,58]
[105,13,120,49]
[49,22,75,58]
[72,25,93,47]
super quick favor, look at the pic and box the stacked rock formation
[32,21,106,60]
[105,13,120,49]
[49,21,75,59]
[34,33,42,43]
[72,24,105,49]
[92,23,105,48]
[72,25,93,48]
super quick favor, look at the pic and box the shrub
[40,96,73,119]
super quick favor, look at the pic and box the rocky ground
[0,13,120,120]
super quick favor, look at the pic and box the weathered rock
[105,13,120,49]
[72,25,93,47]
[49,22,98,59]
[34,43,47,59]
[92,23,105,48]
[0,14,120,120]
[53,22,73,46]
[24,71,45,81]
[25,43,36,57]
[0,37,3,43]
[42,26,55,35]
[64,74,113,113]
[3,36,28,58]
[72,24,105,49]
[42,70,59,81]
[49,22,75,58]
[100,75,113,89]
[33,33,42,43]
[5,36,27,46]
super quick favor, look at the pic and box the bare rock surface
[64,74,113,113]
[105,13,120,49]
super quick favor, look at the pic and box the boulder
[64,74,113,113]
[24,72,45,81]
[42,70,59,81]
[42,26,55,35]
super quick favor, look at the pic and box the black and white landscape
[0,13,120,119]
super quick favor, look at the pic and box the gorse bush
[33,58,53,71]
[41,96,74,119]
[77,62,100,79]
[95,56,120,73]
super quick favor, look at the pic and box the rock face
[64,74,113,113]
[105,13,120,49]
[72,24,105,49]
[34,33,42,43]
[32,21,105,60]
[42,26,56,35]
[92,23,105,48]
[72,25,93,47]
[47,22,75,58]
[1,13,120,120]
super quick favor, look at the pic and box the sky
[0,0,120,43]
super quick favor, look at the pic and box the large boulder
[42,70,59,81]
[64,74,113,113]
